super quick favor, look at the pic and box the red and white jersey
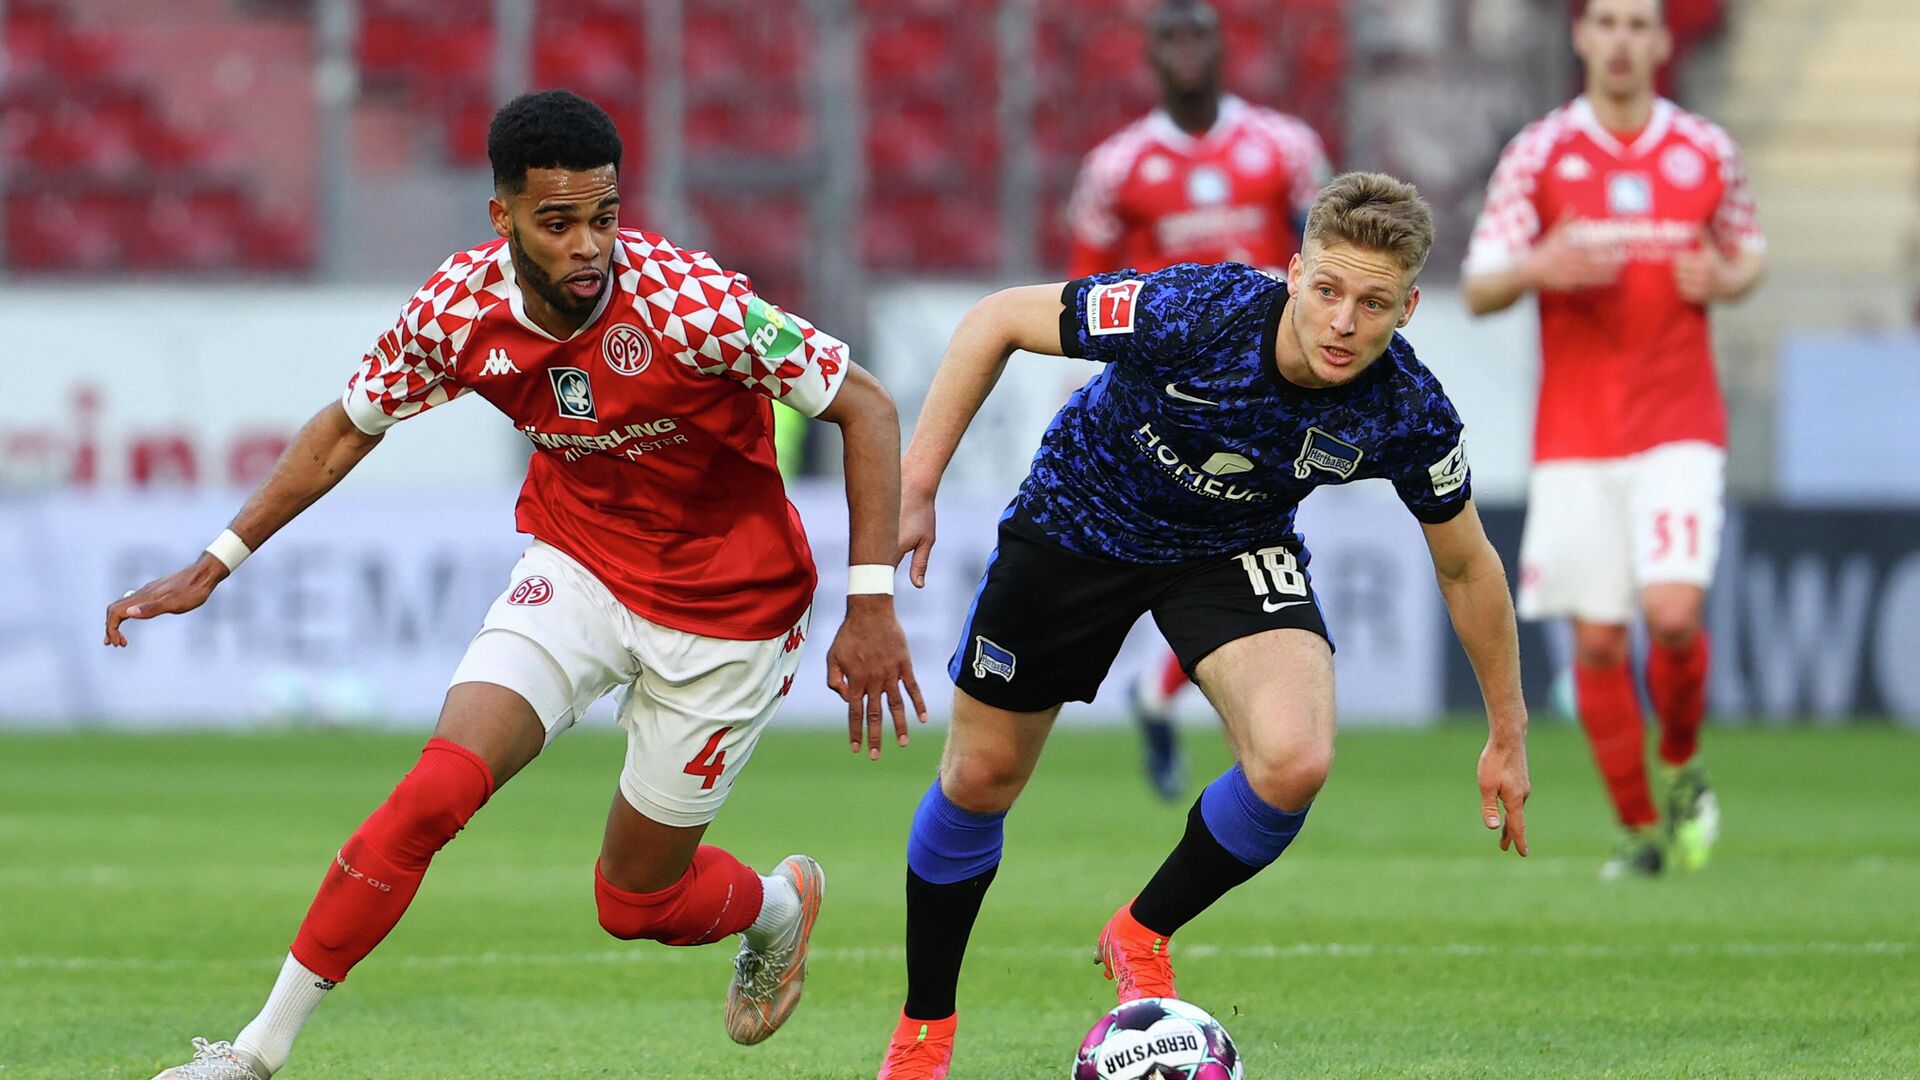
[343,229,849,640]
[1464,96,1766,462]
[1065,94,1331,278]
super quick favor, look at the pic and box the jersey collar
[1145,93,1250,150]
[500,242,617,343]
[1568,94,1675,159]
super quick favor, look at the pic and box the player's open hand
[826,596,928,760]
[899,484,938,589]
[1528,215,1624,293]
[103,554,229,647]
[1476,736,1531,857]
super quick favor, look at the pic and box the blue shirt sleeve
[1388,369,1473,524]
[1059,263,1254,367]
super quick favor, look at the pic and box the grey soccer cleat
[150,1038,271,1080]
[1598,829,1664,882]
[1666,763,1721,871]
[725,854,825,1045]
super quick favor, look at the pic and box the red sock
[1648,633,1710,766]
[1157,653,1190,701]
[1574,662,1657,828]
[594,846,765,946]
[290,739,494,983]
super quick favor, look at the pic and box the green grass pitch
[2,723,1916,1077]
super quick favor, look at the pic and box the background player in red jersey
[1461,0,1766,879]
[1065,0,1332,802]
[104,91,924,1079]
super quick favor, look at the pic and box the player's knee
[1243,743,1333,811]
[940,751,1029,813]
[377,741,493,863]
[1573,626,1631,670]
[1642,607,1702,648]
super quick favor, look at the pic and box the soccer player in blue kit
[874,173,1532,1078]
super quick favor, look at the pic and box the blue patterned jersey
[1014,262,1471,563]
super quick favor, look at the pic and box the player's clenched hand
[103,554,229,647]
[899,484,937,589]
[1476,737,1531,857]
[1673,229,1726,306]
[826,596,928,760]
[1527,215,1624,293]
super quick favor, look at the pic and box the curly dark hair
[487,90,622,194]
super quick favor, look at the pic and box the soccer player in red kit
[1462,0,1766,879]
[1065,0,1331,802]
[106,91,925,1078]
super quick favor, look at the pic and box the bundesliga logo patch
[1087,280,1143,336]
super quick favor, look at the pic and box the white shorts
[1516,441,1726,625]
[449,540,810,827]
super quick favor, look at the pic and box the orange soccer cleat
[1096,903,1179,1003]
[875,1010,957,1080]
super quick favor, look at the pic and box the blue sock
[906,779,1006,885]
[1131,766,1311,937]
[1198,764,1309,867]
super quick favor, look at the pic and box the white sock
[233,953,334,1073]
[743,874,800,951]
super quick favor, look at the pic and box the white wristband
[846,563,895,596]
[205,529,252,572]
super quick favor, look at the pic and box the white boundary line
[2,940,1910,974]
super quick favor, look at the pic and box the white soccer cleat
[725,854,825,1045]
[150,1037,271,1080]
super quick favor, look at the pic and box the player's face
[1282,241,1419,388]
[1149,11,1222,99]
[1574,0,1671,99]
[491,165,620,326]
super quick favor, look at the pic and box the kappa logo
[971,636,1016,682]
[1087,280,1143,336]
[1556,153,1593,181]
[549,367,597,421]
[1293,427,1364,480]
[1429,436,1469,497]
[480,348,519,377]
[602,323,651,376]
[1607,172,1653,216]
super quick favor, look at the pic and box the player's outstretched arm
[816,362,929,760]
[1419,499,1531,856]
[103,400,382,646]
[898,282,1068,586]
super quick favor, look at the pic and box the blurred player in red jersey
[1462,0,1766,879]
[1065,0,1331,802]
[106,91,925,1079]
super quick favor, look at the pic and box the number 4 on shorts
[683,727,734,790]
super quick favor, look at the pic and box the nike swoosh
[1164,383,1221,407]
[1262,599,1311,612]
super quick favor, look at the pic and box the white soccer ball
[1073,997,1244,1080]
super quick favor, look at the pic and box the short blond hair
[1302,171,1435,277]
